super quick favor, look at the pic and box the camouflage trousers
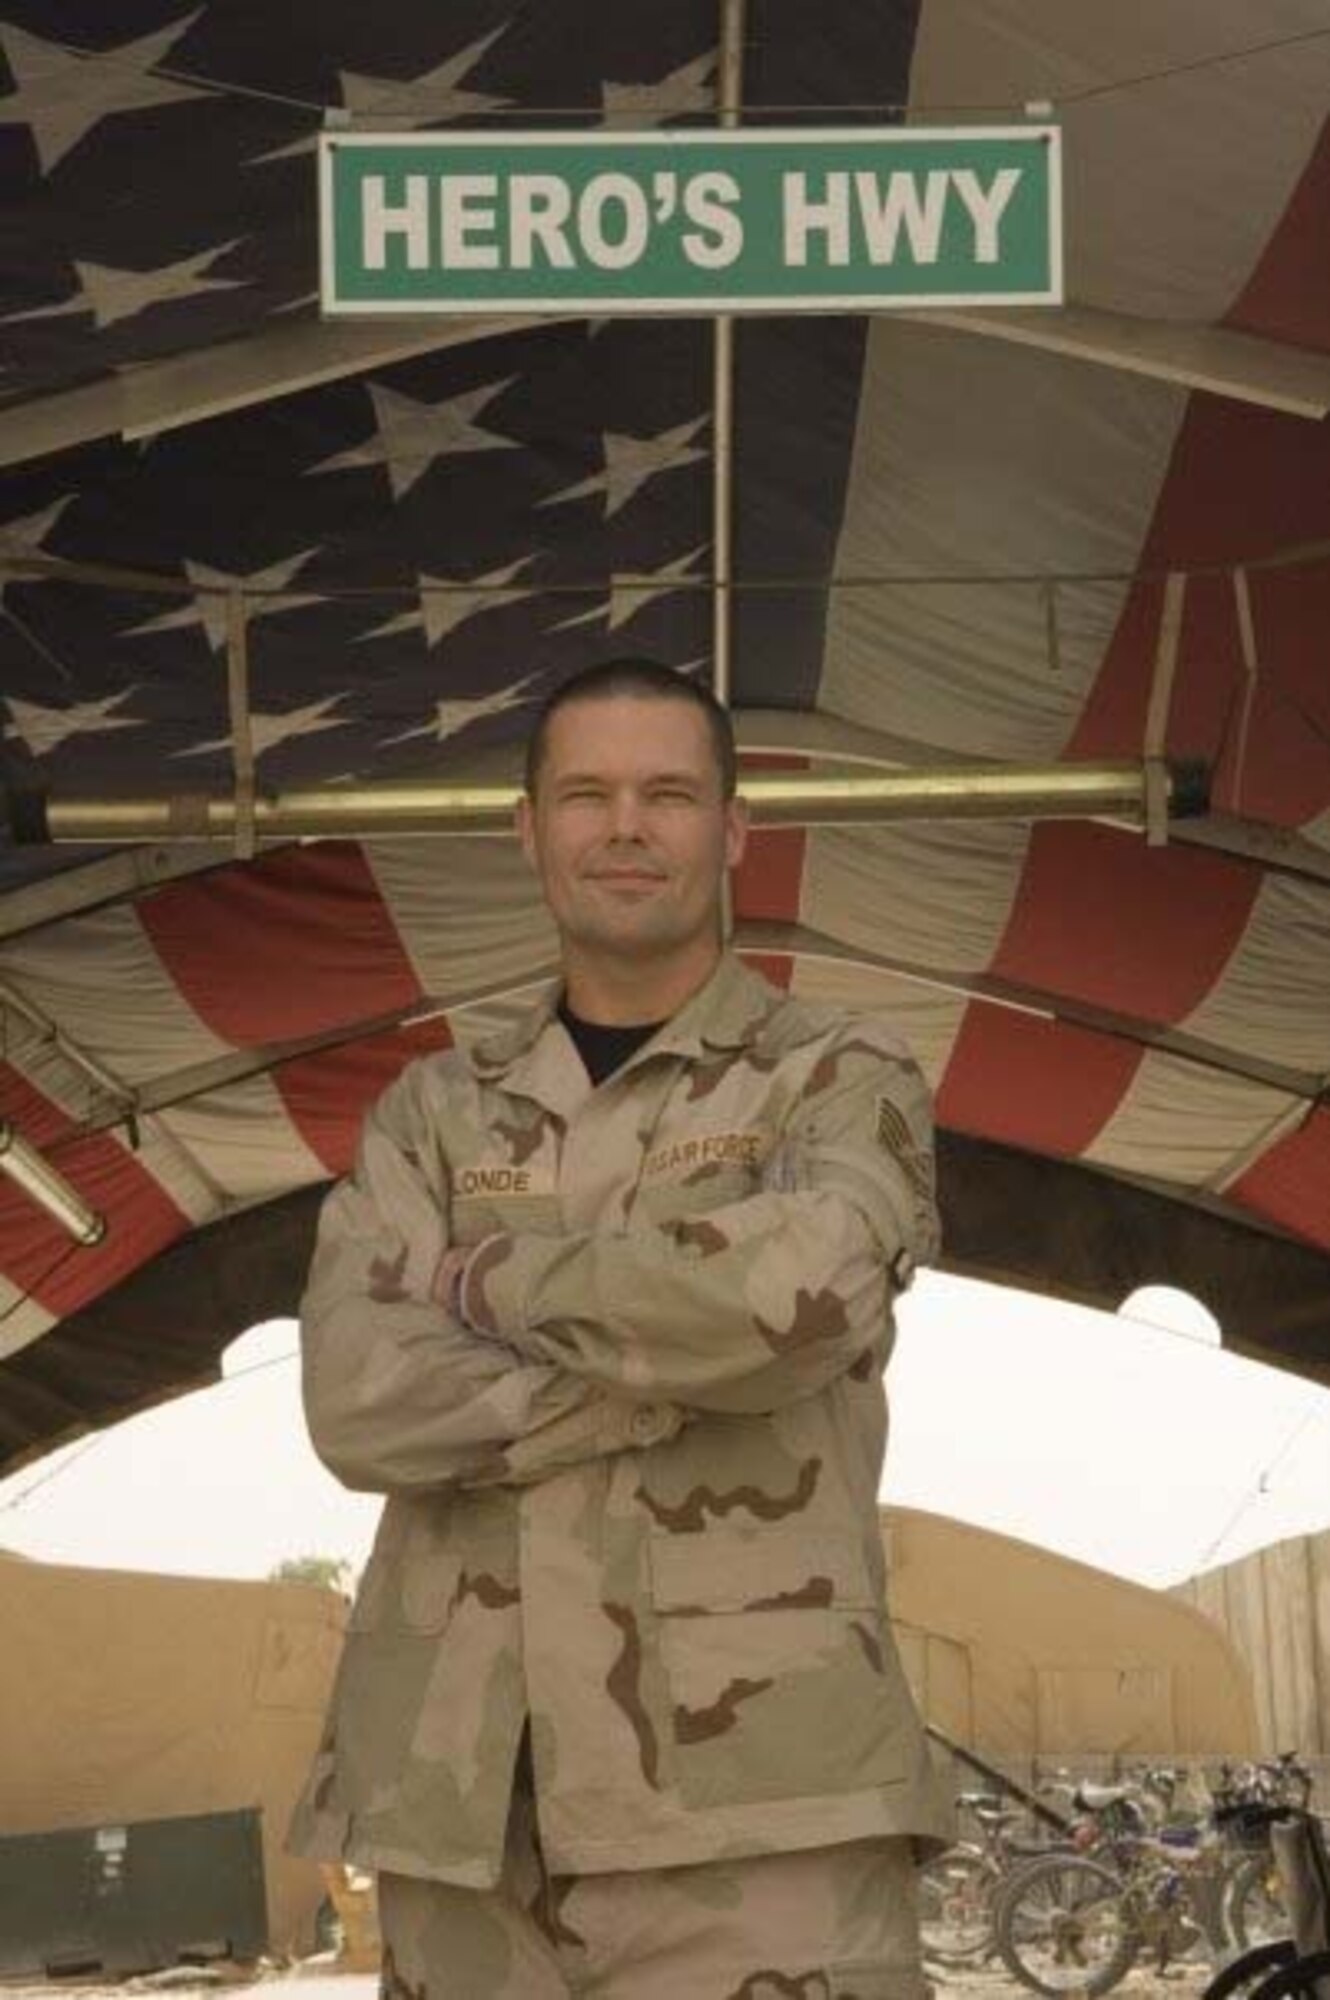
[378,1746,927,1999]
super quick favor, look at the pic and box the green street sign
[319,126,1062,315]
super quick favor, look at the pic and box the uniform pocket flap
[650,1530,875,1614]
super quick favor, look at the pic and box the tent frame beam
[34,970,561,1148]
[0,312,556,471]
[0,847,228,944]
[2,300,1323,474]
[740,918,1324,1103]
[903,303,1330,419]
[21,917,1317,1164]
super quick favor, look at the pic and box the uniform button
[630,1404,666,1443]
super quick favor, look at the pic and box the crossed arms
[300,1027,939,1495]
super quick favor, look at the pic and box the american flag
[1,0,1329,1465]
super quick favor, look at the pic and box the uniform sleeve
[300,1069,683,1494]
[462,1027,939,1416]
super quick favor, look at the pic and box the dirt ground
[0,1956,1224,1999]
[931,1957,1216,1998]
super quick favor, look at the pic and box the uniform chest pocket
[450,1190,561,1247]
[631,1162,759,1229]
[648,1529,910,1809]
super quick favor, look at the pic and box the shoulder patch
[876,1092,934,1203]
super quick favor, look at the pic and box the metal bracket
[1143,757,1170,848]
[226,589,257,862]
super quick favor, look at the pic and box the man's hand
[432,1245,472,1322]
[433,1238,513,1338]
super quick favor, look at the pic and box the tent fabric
[885,1506,1258,1756]
[2,2,1330,1468]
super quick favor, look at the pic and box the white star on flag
[602,51,717,124]
[125,550,323,654]
[5,241,246,332]
[554,546,709,633]
[173,695,353,760]
[361,557,537,649]
[252,24,513,164]
[384,673,541,747]
[0,495,77,596]
[310,379,520,502]
[0,14,206,176]
[539,416,708,519]
[3,689,141,759]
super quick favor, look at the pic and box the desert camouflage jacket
[289,953,951,1885]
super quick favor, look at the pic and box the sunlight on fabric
[1119,1283,1222,1346]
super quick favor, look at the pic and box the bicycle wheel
[1227,1852,1290,1951]
[919,1845,999,1964]
[1248,1951,1330,2000]
[1203,1942,1298,2000]
[994,1852,1139,1997]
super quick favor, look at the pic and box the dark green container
[0,1807,268,1977]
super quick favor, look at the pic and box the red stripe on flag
[1064,581,1166,767]
[0,1063,189,1317]
[139,844,422,1047]
[1070,397,1330,825]
[937,1006,1140,1157]
[277,1017,456,1177]
[732,829,805,923]
[738,950,794,990]
[1228,1106,1330,1253]
[1225,114,1330,354]
[989,823,1261,1024]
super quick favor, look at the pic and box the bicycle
[991,1757,1320,1997]
[993,1774,1235,1995]
[919,1789,1060,1966]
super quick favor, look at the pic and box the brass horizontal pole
[15,759,1209,845]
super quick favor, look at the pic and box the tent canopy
[2,1,1330,1472]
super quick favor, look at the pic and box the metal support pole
[715,0,746,944]
[12,759,1211,846]
[226,589,257,862]
[0,1119,106,1245]
[712,0,745,711]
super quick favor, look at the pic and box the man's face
[517,695,748,965]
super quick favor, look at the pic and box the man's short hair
[524,658,738,798]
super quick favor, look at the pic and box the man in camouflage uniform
[290,660,950,1997]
